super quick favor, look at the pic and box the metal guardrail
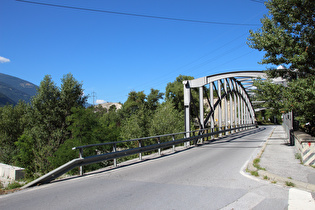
[22,124,256,189]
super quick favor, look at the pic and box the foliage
[248,0,315,130]
[6,181,23,190]
[165,75,195,112]
[15,73,87,175]
[148,101,184,137]
[122,91,147,117]
[286,76,315,124]
[0,101,28,164]
[14,134,35,177]
[0,73,190,178]
[120,89,164,141]
[248,0,315,76]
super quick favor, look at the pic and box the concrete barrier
[294,131,315,166]
[0,163,25,181]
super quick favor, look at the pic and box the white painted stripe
[288,188,315,210]
[221,192,264,210]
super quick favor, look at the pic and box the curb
[246,127,315,193]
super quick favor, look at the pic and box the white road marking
[221,192,265,210]
[288,188,315,210]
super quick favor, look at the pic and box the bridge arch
[183,71,266,138]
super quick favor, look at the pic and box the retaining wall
[294,131,315,166]
[0,163,25,181]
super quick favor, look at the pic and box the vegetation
[253,158,266,171]
[285,181,295,187]
[248,0,315,134]
[0,74,191,179]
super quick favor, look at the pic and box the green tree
[120,89,164,143]
[247,0,315,129]
[14,134,35,177]
[148,101,184,136]
[99,106,122,142]
[53,107,108,171]
[147,88,164,111]
[0,101,28,165]
[248,0,315,76]
[23,75,62,173]
[17,74,87,175]
[122,91,146,117]
[165,75,195,112]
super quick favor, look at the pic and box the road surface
[0,126,292,209]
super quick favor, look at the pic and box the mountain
[0,73,38,106]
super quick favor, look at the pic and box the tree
[165,75,195,112]
[148,101,184,136]
[52,107,108,172]
[22,75,62,173]
[0,101,28,165]
[17,74,87,175]
[248,0,315,77]
[147,88,164,111]
[122,91,146,117]
[247,0,315,130]
[120,89,163,141]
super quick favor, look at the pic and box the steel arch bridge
[183,71,266,138]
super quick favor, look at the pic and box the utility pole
[91,91,96,105]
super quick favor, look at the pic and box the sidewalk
[249,125,315,193]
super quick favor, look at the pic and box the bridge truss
[183,71,266,139]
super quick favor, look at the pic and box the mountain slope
[0,73,38,106]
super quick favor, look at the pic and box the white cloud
[96,99,107,104]
[0,56,10,63]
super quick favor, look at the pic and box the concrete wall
[0,163,25,181]
[294,131,315,166]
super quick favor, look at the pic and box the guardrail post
[172,135,175,152]
[158,137,161,156]
[139,140,142,160]
[113,143,117,167]
[79,148,83,176]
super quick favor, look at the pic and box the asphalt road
[0,126,290,209]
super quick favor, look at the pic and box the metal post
[224,79,228,134]
[229,79,233,133]
[237,89,241,131]
[79,148,83,176]
[233,80,237,132]
[210,82,214,139]
[199,86,204,143]
[113,143,117,167]
[138,140,142,160]
[172,135,175,152]
[183,81,191,146]
[218,80,222,137]
[158,137,161,156]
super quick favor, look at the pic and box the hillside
[0,73,38,106]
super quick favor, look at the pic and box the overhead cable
[16,0,261,26]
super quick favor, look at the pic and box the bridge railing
[22,124,256,189]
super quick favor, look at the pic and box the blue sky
[1,0,269,104]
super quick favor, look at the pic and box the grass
[263,175,269,180]
[253,158,266,171]
[295,153,303,164]
[285,181,295,187]
[6,181,23,190]
[0,181,23,195]
[250,171,259,177]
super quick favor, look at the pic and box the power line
[16,0,261,26]
[250,0,265,4]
